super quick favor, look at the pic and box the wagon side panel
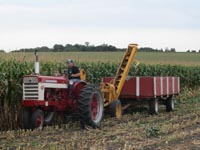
[140,77,154,98]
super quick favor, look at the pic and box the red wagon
[103,76,180,114]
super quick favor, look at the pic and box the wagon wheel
[166,97,174,112]
[78,84,104,129]
[21,107,32,129]
[110,100,122,119]
[149,98,158,115]
[31,109,44,130]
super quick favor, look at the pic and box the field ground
[0,51,200,149]
[0,52,200,66]
[1,88,200,150]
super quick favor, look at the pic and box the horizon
[4,43,199,53]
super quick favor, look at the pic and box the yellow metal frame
[80,69,86,81]
[100,44,138,106]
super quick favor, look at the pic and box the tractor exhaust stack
[34,50,40,75]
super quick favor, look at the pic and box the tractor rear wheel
[78,84,104,128]
[110,100,122,119]
[166,97,174,112]
[149,98,158,115]
[31,109,44,130]
[21,107,32,129]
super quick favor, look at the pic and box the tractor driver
[66,59,81,97]
[66,59,80,81]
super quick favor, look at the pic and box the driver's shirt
[68,66,80,79]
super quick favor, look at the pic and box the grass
[1,87,200,149]
[0,51,200,66]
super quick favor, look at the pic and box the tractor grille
[23,83,39,100]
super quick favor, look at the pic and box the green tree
[85,42,90,47]
[53,44,64,52]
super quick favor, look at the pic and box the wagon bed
[103,76,180,99]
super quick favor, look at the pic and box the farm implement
[21,44,179,129]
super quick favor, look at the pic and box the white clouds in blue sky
[0,0,200,51]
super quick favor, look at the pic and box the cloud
[0,0,200,51]
[1,0,200,29]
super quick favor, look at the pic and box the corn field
[0,59,200,131]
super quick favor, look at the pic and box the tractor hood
[23,75,68,84]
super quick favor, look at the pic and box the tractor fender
[71,81,87,99]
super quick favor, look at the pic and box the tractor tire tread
[78,84,103,129]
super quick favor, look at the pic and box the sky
[0,0,200,52]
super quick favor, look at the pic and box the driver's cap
[66,59,73,64]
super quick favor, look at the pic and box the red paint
[121,77,136,97]
[103,76,180,99]
[72,81,86,99]
[91,94,98,120]
[102,77,114,83]
[38,76,68,84]
[22,100,56,107]
[23,75,68,84]
[37,115,43,127]
[139,77,154,97]
[22,98,77,112]
[163,77,167,95]
[22,80,87,113]
[168,77,173,95]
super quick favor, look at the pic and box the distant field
[0,52,200,66]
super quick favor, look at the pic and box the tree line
[0,42,199,53]
[11,43,123,53]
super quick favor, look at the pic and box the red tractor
[21,51,104,129]
[22,44,161,129]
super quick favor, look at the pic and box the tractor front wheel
[31,109,44,130]
[44,111,54,125]
[21,107,32,129]
[78,84,104,128]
